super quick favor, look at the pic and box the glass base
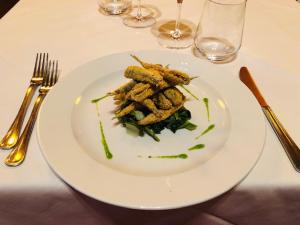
[156,20,194,49]
[195,37,237,62]
[158,33,193,49]
[98,0,131,15]
[123,16,156,28]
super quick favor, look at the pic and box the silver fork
[0,53,48,149]
[5,60,59,166]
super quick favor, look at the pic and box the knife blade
[239,66,300,172]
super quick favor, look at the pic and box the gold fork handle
[262,106,300,172]
[5,93,46,166]
[0,84,38,149]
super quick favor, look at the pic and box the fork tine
[50,61,54,86]
[42,53,48,78]
[40,53,48,78]
[39,53,44,78]
[37,53,43,75]
[42,61,50,86]
[48,61,53,86]
[52,61,58,85]
[32,53,39,75]
[54,60,59,85]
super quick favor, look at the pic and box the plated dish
[37,50,265,210]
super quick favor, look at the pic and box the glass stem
[136,0,142,20]
[172,3,182,39]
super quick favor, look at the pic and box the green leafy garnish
[119,107,196,142]
[124,122,141,137]
[178,121,197,131]
[163,107,193,133]
[144,127,160,142]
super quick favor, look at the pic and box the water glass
[194,0,247,62]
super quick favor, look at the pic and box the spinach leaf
[164,108,193,133]
[144,127,160,142]
[148,121,167,134]
[119,107,196,141]
[178,121,197,131]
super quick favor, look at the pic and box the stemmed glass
[98,0,131,15]
[123,0,156,28]
[157,0,194,49]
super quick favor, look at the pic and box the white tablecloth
[1,0,300,224]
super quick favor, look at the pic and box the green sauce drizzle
[180,85,199,100]
[91,94,110,103]
[148,154,188,159]
[99,121,113,159]
[95,102,113,159]
[196,124,215,139]
[188,144,205,151]
[203,98,210,121]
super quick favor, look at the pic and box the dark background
[0,0,19,18]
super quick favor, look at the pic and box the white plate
[37,50,265,210]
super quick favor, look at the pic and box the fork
[5,60,59,166]
[0,53,48,150]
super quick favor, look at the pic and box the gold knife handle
[5,93,46,166]
[262,106,300,172]
[0,84,38,149]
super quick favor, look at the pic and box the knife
[239,67,300,172]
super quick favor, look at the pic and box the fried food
[125,83,155,102]
[112,55,193,125]
[113,93,126,101]
[142,99,161,117]
[164,87,185,106]
[125,66,167,88]
[115,102,137,117]
[131,54,166,73]
[110,80,136,95]
[153,93,173,110]
[138,103,184,125]
[131,55,195,86]
[162,70,191,85]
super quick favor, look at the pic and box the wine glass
[157,0,195,49]
[98,0,131,15]
[123,0,156,28]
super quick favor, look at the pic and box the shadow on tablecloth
[1,185,300,225]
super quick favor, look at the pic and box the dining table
[1,0,300,224]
